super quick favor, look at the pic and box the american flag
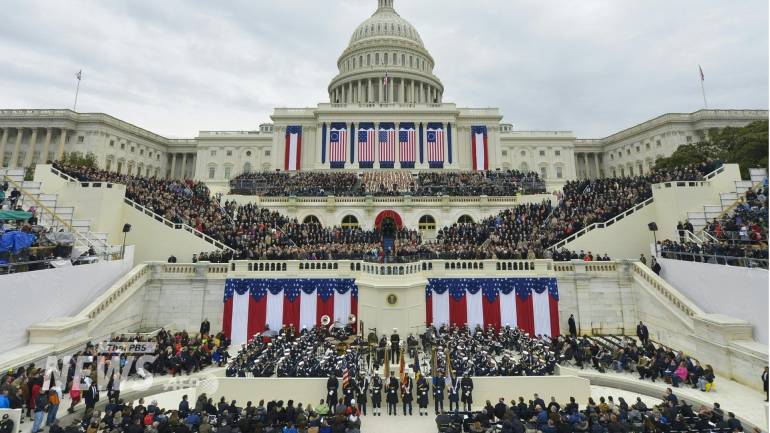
[358,124,376,167]
[75,70,82,81]
[427,125,445,167]
[330,124,347,167]
[698,65,705,82]
[398,123,416,167]
[342,361,350,389]
[378,123,396,167]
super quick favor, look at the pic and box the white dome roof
[348,0,424,48]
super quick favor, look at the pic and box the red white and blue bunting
[223,279,358,345]
[425,278,559,337]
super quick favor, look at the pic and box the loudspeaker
[122,223,132,233]
[647,222,658,232]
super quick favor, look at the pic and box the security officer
[432,372,446,414]
[401,373,413,416]
[460,373,474,412]
[389,329,400,362]
[416,374,430,416]
[326,374,339,406]
[370,373,383,416]
[378,335,388,367]
[386,372,399,416]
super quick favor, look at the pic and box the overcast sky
[1,0,767,138]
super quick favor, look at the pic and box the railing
[228,258,554,277]
[0,255,108,274]
[550,197,655,250]
[82,263,151,321]
[123,197,236,253]
[660,249,768,269]
[630,262,704,318]
[1,173,108,256]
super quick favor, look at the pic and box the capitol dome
[328,0,444,105]
[348,1,424,48]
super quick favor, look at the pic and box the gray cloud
[0,0,766,138]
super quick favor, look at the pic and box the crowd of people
[226,324,359,378]
[436,390,743,433]
[660,186,768,267]
[549,249,611,262]
[55,161,723,263]
[230,172,363,197]
[229,170,545,197]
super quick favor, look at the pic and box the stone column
[593,154,601,178]
[169,153,176,179]
[379,78,384,103]
[182,153,189,179]
[357,80,363,103]
[410,80,415,103]
[348,82,353,103]
[24,128,38,167]
[0,128,8,167]
[368,79,373,103]
[41,128,52,164]
[11,128,24,168]
[56,128,67,160]
[388,77,394,103]
[584,153,591,179]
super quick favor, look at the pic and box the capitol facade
[0,0,765,191]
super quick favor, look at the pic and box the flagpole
[73,70,82,112]
[698,65,708,109]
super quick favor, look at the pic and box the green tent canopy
[0,210,33,220]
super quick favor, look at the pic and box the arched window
[243,162,252,173]
[458,215,474,224]
[303,215,321,224]
[419,215,436,231]
[341,215,359,229]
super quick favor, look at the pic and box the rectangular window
[540,166,547,179]
[109,140,115,147]
[210,150,216,156]
[686,135,692,143]
[121,143,125,150]
[208,167,215,179]
[656,140,662,147]
[77,136,84,143]
[539,150,545,156]
[226,150,233,156]
[224,167,232,179]
[501,150,507,157]
[556,166,563,179]
[265,150,271,157]
[554,150,561,156]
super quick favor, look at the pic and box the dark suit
[568,316,577,337]
[84,385,99,409]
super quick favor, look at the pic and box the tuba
[321,315,332,330]
[348,313,357,325]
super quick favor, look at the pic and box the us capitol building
[0,0,766,190]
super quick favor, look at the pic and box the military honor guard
[370,373,383,416]
[461,373,474,412]
[432,372,446,414]
[401,373,414,416]
[387,372,400,415]
[356,373,369,415]
[416,374,430,416]
[448,373,460,413]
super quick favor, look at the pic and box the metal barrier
[659,249,768,268]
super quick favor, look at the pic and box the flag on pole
[76,70,82,81]
[342,361,350,389]
[698,65,705,81]
[383,72,389,87]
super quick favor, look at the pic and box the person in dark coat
[762,367,768,401]
[461,374,474,412]
[386,373,399,416]
[432,373,445,415]
[326,374,339,406]
[448,375,461,413]
[636,322,649,345]
[416,375,429,416]
[370,374,383,416]
[83,382,99,410]
[356,374,368,416]
[494,398,507,421]
[178,395,190,418]
[200,319,210,335]
[401,374,413,416]
[568,315,577,337]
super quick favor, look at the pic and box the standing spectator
[762,367,768,401]
[568,314,577,338]
[639,254,647,266]
[31,389,49,433]
[46,384,62,427]
[636,322,649,345]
